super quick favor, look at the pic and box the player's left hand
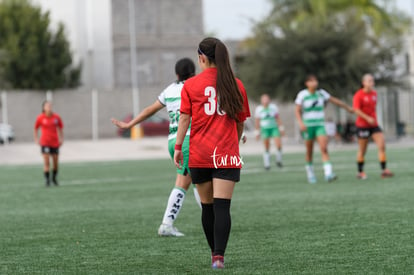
[174,150,183,169]
[240,133,247,144]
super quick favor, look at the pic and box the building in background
[0,0,204,141]
[32,0,203,94]
[33,0,114,90]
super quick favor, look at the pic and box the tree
[265,0,399,35]
[238,0,410,101]
[0,49,7,87]
[0,0,81,90]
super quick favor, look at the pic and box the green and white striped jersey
[255,103,279,129]
[295,89,331,127]
[158,81,190,140]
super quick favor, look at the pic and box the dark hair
[305,74,317,82]
[175,58,196,82]
[198,37,243,121]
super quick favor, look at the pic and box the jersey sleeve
[294,92,303,105]
[180,83,192,115]
[254,106,261,118]
[271,103,279,118]
[34,115,41,129]
[57,115,64,129]
[157,90,167,106]
[236,79,250,122]
[320,89,331,101]
[353,91,361,110]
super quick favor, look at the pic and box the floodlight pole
[128,0,139,118]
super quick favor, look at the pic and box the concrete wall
[0,88,405,142]
[0,89,328,142]
[1,90,142,142]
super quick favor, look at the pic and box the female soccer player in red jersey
[34,101,64,187]
[174,37,251,269]
[353,74,394,179]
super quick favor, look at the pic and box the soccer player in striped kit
[174,37,250,269]
[295,74,353,183]
[112,58,201,237]
[255,94,285,169]
[353,74,394,179]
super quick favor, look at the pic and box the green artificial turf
[0,146,413,274]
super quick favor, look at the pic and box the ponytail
[199,37,244,121]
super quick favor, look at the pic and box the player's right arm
[295,104,306,132]
[352,93,375,125]
[174,83,192,168]
[174,113,190,168]
[254,106,261,140]
[353,109,375,125]
[254,117,260,140]
[111,100,164,129]
[34,117,40,145]
[294,93,307,132]
[33,128,39,145]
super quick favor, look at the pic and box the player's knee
[175,175,191,190]
[176,182,190,190]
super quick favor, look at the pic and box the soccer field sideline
[1,136,413,166]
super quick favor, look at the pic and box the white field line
[63,177,140,185]
[5,162,408,186]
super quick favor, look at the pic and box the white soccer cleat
[308,176,317,184]
[158,224,185,237]
[325,173,338,182]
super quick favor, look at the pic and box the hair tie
[198,47,213,59]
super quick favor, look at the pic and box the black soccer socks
[44,171,50,186]
[52,170,58,185]
[213,198,232,257]
[380,161,386,170]
[201,203,215,252]
[357,161,364,173]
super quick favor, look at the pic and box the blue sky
[203,0,414,40]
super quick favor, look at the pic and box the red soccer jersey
[353,89,378,128]
[34,113,63,147]
[180,68,250,168]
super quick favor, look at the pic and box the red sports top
[180,68,250,168]
[34,113,63,147]
[353,89,378,128]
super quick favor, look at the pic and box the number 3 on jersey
[204,86,225,116]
